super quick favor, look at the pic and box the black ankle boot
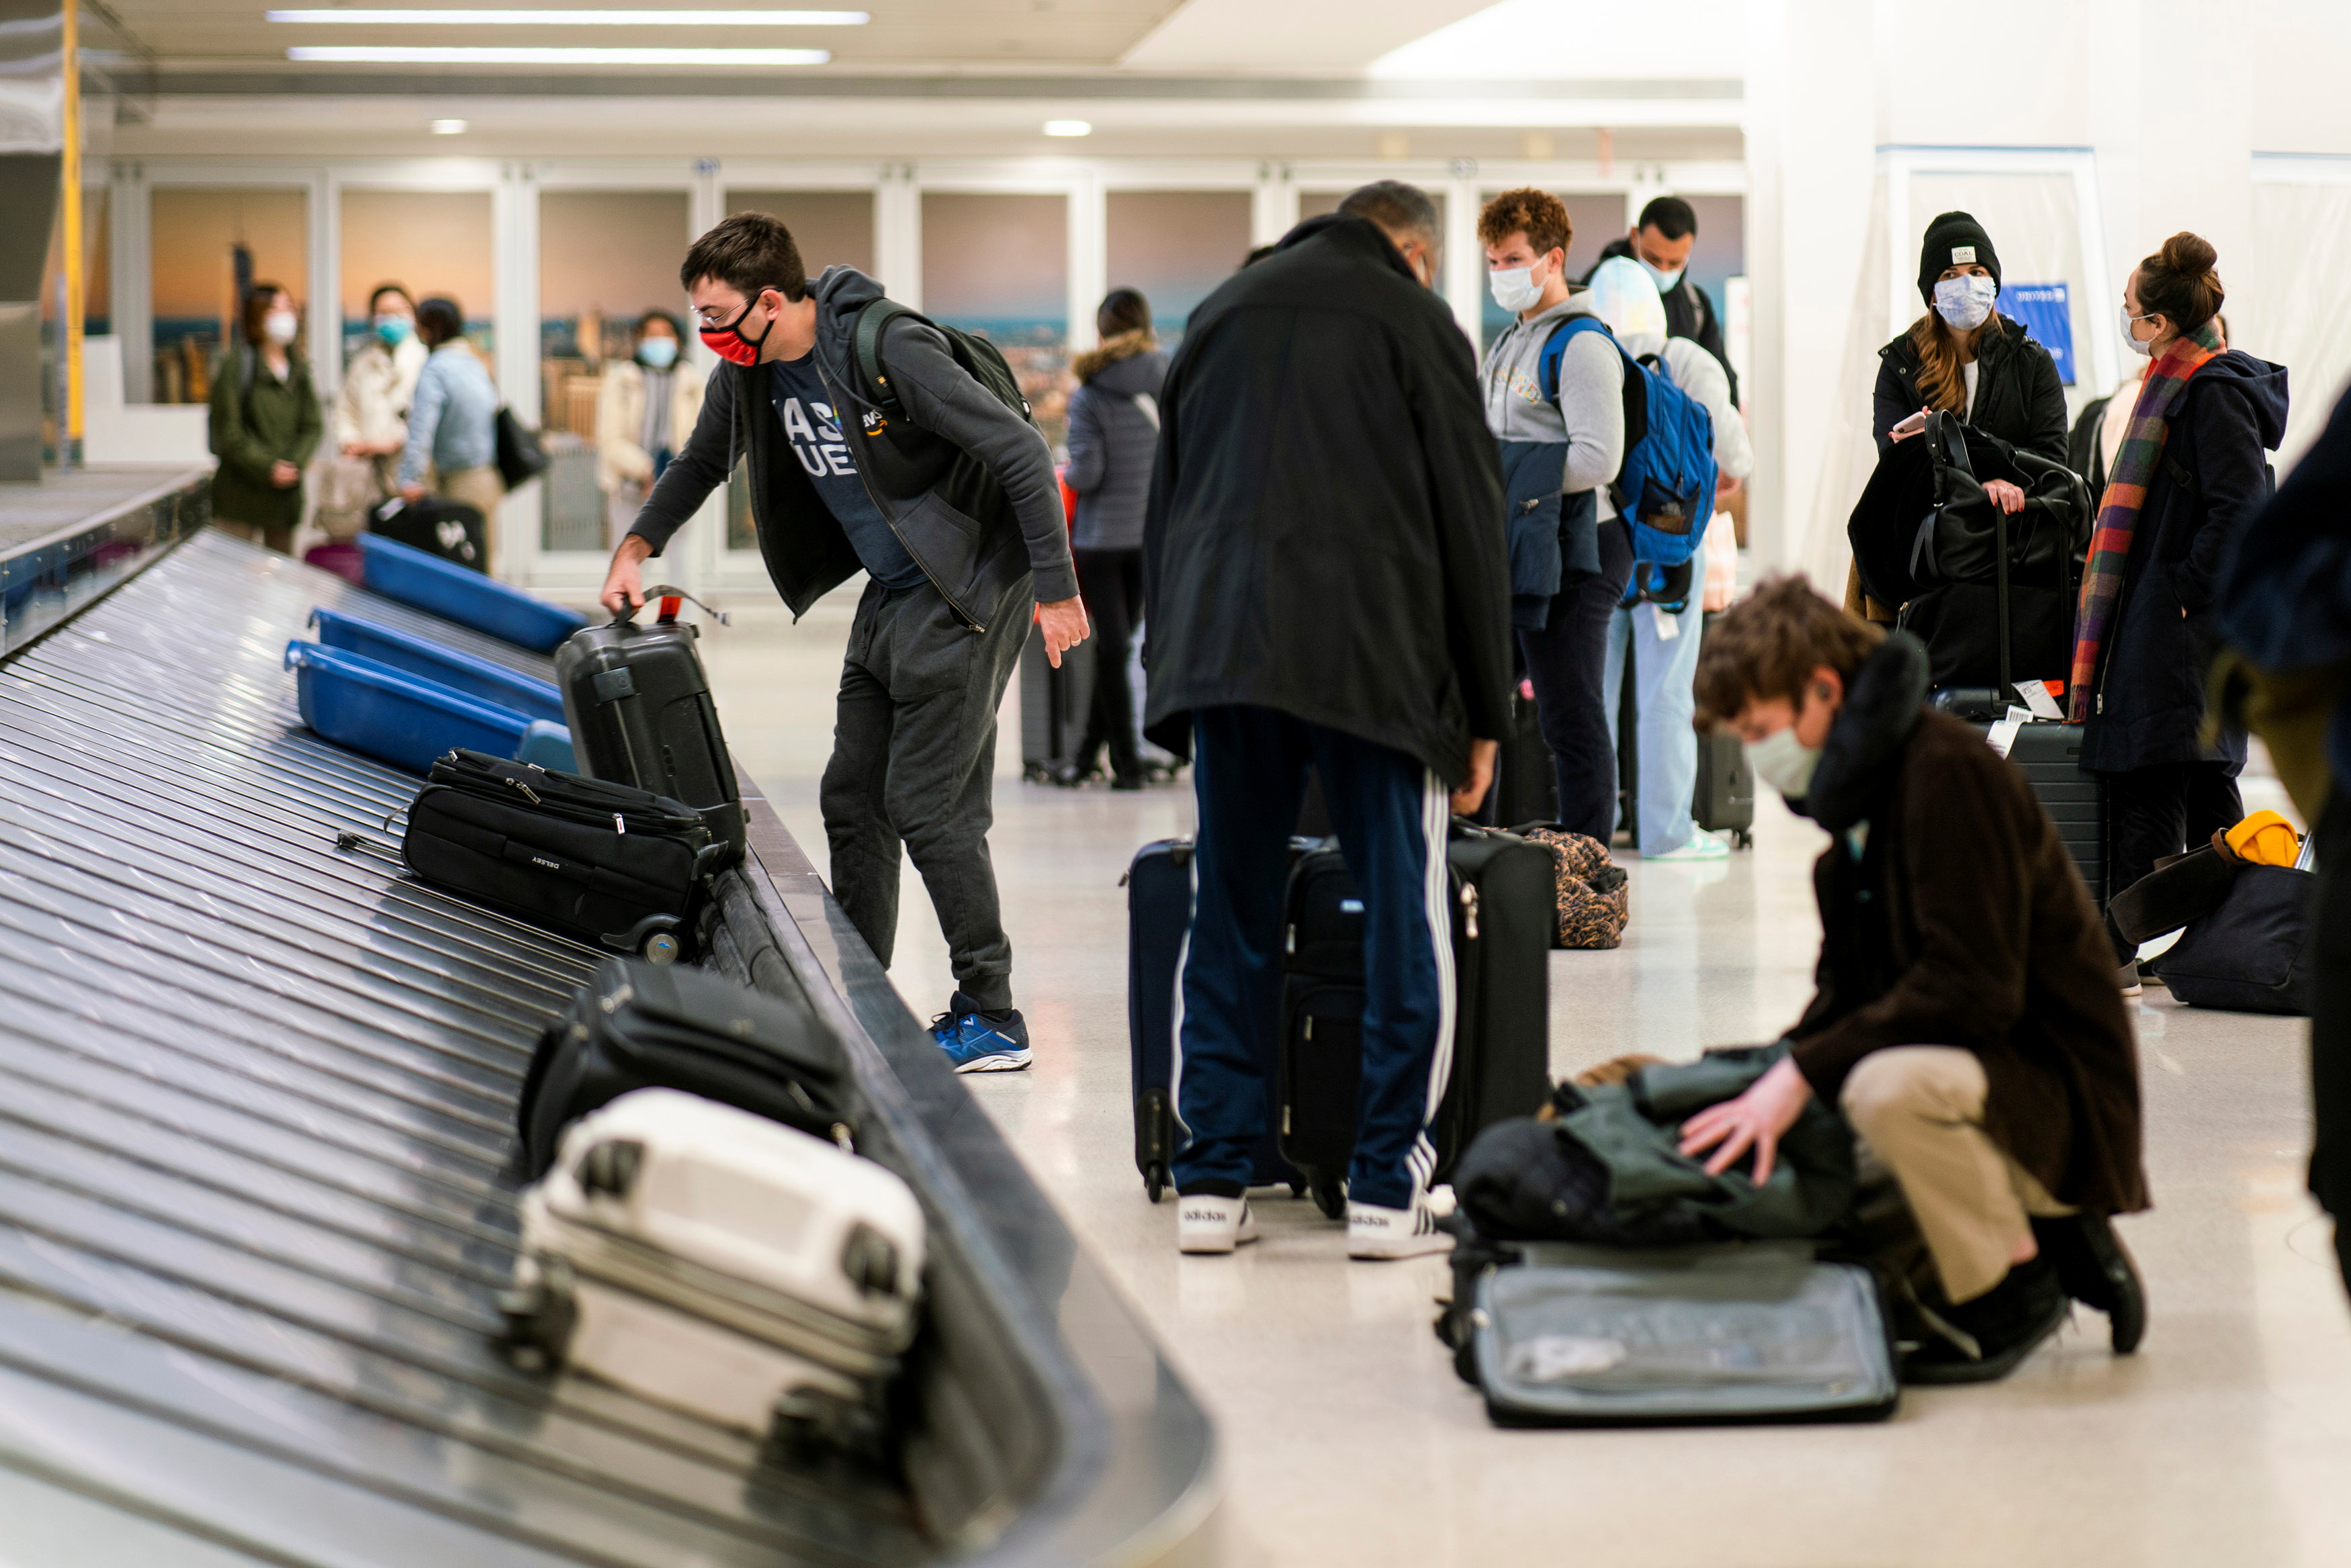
[2032,1211,2145,1354]
[1903,1255,2068,1385]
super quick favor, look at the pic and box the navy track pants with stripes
[1172,705,1453,1213]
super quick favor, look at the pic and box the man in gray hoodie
[1478,188,1630,843]
[603,212,1087,1074]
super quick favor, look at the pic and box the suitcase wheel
[1309,1179,1346,1221]
[1290,1182,1306,1200]
[1732,829,1754,850]
[1143,1162,1167,1203]
[642,931,681,964]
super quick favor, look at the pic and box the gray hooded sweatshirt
[1480,287,1626,522]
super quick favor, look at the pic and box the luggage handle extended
[616,585,729,629]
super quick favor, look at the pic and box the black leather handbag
[1897,412,2090,693]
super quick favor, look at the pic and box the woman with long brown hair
[1850,212,2069,620]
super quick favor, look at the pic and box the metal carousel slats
[0,532,928,1567]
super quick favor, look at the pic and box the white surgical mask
[264,310,299,344]
[1745,725,1822,800]
[1933,274,1998,331]
[1639,257,1683,293]
[1489,264,1542,314]
[637,336,678,369]
[2119,305,2156,358]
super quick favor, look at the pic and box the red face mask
[699,293,774,367]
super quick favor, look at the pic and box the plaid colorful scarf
[2066,322,2225,721]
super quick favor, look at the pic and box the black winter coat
[1873,315,2067,463]
[2081,350,2289,774]
[1142,214,1511,784]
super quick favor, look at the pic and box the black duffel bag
[2154,864,2317,1015]
[347,749,725,963]
[368,494,486,571]
[516,957,855,1179]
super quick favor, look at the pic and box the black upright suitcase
[1691,727,1756,846]
[1490,684,1556,828]
[1020,621,1096,780]
[1276,824,1553,1215]
[1124,838,1306,1202]
[555,590,746,864]
[367,495,486,571]
[517,957,854,1179]
[355,749,723,962]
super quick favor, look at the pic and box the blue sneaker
[930,992,1032,1074]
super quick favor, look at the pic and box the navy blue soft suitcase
[1125,837,1305,1203]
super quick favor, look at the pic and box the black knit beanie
[1917,211,2000,303]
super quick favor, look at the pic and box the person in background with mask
[594,310,704,550]
[1145,181,1506,1260]
[335,282,427,498]
[1683,575,2147,1383]
[2074,234,2287,995]
[1056,285,1168,790]
[1586,256,1752,860]
[1479,186,1628,847]
[396,295,506,551]
[208,281,321,555]
[1585,195,1736,406]
[1855,212,2068,622]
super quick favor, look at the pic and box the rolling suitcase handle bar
[616,585,729,628]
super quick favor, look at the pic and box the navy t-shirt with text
[768,355,927,592]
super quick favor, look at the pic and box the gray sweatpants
[822,575,1030,1013]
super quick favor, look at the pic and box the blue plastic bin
[356,534,589,653]
[308,607,566,724]
[516,719,578,773]
[285,640,554,775]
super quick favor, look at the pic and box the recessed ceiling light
[430,117,468,133]
[287,44,830,62]
[1043,120,1091,137]
[268,8,867,22]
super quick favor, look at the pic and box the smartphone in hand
[1888,409,1928,442]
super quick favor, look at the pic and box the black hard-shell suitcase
[367,494,486,571]
[517,957,854,1179]
[361,749,723,962]
[554,590,745,864]
[1020,620,1095,779]
[1692,727,1756,845]
[1126,837,1308,1202]
[1935,702,2109,911]
[1276,824,1553,1215]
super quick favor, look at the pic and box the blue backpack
[1540,316,1719,567]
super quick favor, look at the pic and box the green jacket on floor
[208,346,323,535]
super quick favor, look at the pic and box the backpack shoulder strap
[1538,314,1617,404]
[852,297,920,414]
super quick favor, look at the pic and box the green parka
[208,347,323,533]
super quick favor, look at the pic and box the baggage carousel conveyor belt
[0,530,1220,1568]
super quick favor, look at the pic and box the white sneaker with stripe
[1345,1199,1452,1260]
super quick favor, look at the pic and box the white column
[1741,0,1876,577]
[1067,167,1106,355]
[311,172,341,401]
[109,160,151,404]
[1444,169,1483,342]
[1251,161,1297,247]
[875,163,922,312]
[492,161,541,582]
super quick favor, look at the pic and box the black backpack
[850,298,1037,430]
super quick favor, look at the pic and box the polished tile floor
[704,598,2351,1568]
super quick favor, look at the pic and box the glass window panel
[340,189,494,364]
[721,189,875,551]
[148,187,308,405]
[1104,190,1251,347]
[537,189,692,553]
[1680,193,1744,337]
[921,191,1068,447]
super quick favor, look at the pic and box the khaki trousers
[435,465,506,562]
[1840,1047,2072,1304]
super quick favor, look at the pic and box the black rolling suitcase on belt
[368,495,487,571]
[1126,837,1308,1202]
[1276,824,1553,1215]
[352,749,724,962]
[517,957,856,1179]
[555,590,746,865]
